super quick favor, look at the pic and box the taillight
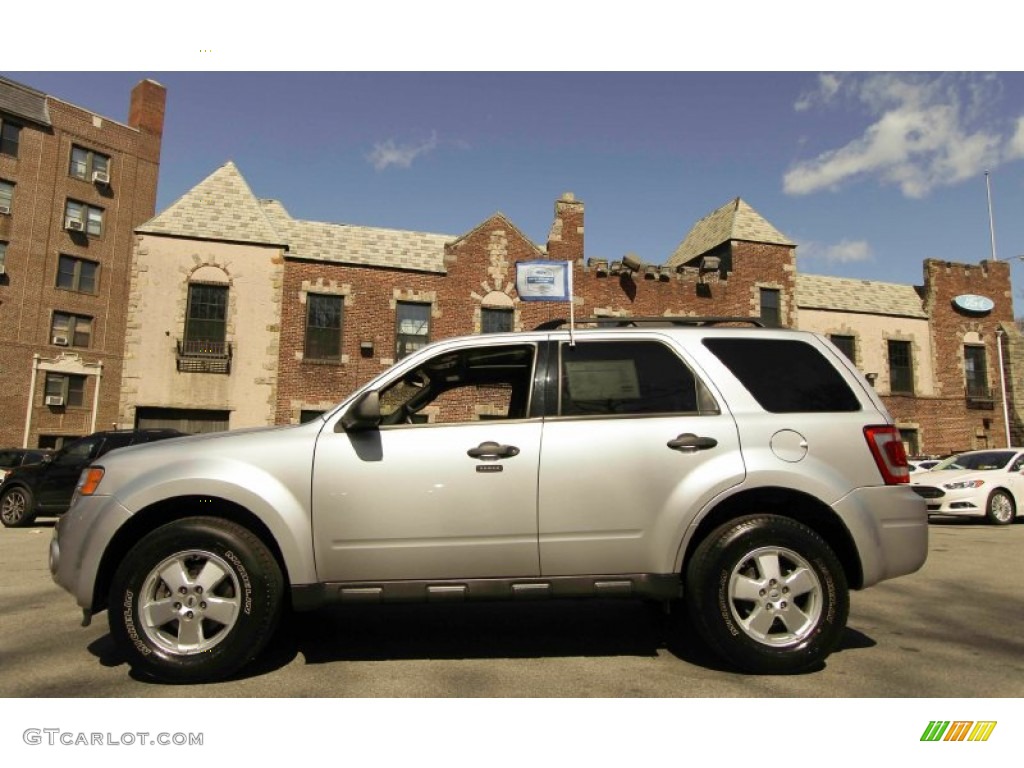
[864,425,909,484]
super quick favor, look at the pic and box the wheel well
[92,496,289,613]
[684,487,864,589]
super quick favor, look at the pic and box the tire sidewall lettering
[223,549,253,616]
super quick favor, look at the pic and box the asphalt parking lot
[2,516,1023,697]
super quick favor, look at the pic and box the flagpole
[567,260,576,346]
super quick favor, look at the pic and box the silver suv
[50,318,928,682]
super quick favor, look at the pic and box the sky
[7,69,1024,314]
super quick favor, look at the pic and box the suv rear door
[537,334,745,576]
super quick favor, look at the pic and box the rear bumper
[834,485,929,588]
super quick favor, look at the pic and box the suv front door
[313,341,543,582]
[537,336,745,576]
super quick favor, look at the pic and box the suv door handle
[667,433,718,452]
[467,441,521,460]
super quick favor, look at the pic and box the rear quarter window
[703,337,861,413]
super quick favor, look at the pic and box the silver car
[50,319,928,682]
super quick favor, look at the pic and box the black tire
[108,516,283,683]
[685,515,849,674]
[986,489,1015,526]
[1,486,37,528]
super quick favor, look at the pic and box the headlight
[943,479,985,490]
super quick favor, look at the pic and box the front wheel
[986,489,1015,525]
[1,486,37,528]
[685,515,848,674]
[108,517,283,683]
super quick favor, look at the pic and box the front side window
[64,200,104,236]
[184,284,228,352]
[558,340,710,417]
[964,345,988,397]
[69,145,110,181]
[51,312,93,348]
[44,373,87,407]
[378,344,536,425]
[888,339,914,395]
[0,180,13,212]
[0,118,21,157]
[396,302,430,359]
[759,288,781,327]
[57,255,98,293]
[305,294,343,361]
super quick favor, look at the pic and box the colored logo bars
[921,721,997,742]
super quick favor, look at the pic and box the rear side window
[703,337,860,413]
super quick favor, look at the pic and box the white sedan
[910,449,1024,525]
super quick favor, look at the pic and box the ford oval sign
[953,294,995,314]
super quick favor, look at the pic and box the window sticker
[565,360,640,401]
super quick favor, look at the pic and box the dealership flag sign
[515,260,576,340]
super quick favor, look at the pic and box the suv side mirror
[339,390,382,432]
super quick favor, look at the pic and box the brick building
[120,161,1024,456]
[0,75,165,449]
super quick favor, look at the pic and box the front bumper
[50,494,133,613]
[910,484,987,516]
[833,485,929,588]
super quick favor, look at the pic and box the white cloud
[799,239,874,264]
[368,131,439,170]
[785,73,1019,198]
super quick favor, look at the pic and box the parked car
[0,447,52,484]
[911,448,1024,525]
[1,430,186,528]
[50,319,928,682]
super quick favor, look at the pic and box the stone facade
[0,76,164,448]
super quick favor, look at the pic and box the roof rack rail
[533,316,765,330]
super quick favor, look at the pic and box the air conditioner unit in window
[45,396,65,407]
[65,218,84,231]
[52,335,69,346]
[0,264,6,275]
[92,171,110,185]
[0,204,10,215]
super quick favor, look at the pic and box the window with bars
[184,284,228,352]
[51,312,93,348]
[887,340,914,395]
[396,302,430,359]
[304,294,343,361]
[964,345,990,398]
[57,254,98,293]
[481,307,513,334]
[64,200,104,236]
[69,145,111,181]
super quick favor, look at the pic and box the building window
[396,301,430,359]
[0,118,19,157]
[0,179,13,213]
[888,340,914,395]
[300,409,325,424]
[57,255,99,293]
[69,145,110,181]
[64,200,104,236]
[759,288,781,327]
[184,284,228,352]
[51,312,93,348]
[900,428,920,456]
[44,373,86,407]
[0,241,7,272]
[481,307,514,334]
[304,294,343,361]
[964,345,989,398]
[829,334,856,363]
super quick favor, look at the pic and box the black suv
[0,429,186,528]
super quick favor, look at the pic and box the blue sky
[9,71,1024,312]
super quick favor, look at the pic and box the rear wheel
[986,489,1015,525]
[685,515,848,674]
[1,486,37,528]
[108,517,283,683]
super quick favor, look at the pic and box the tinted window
[558,340,706,416]
[703,337,860,413]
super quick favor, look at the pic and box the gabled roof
[136,161,287,246]
[796,274,928,319]
[445,212,545,256]
[260,200,452,274]
[666,198,794,267]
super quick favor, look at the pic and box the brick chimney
[129,79,167,137]
[546,191,584,263]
